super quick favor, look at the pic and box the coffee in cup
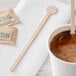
[50,30,76,62]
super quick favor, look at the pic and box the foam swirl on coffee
[50,30,76,62]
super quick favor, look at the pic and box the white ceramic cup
[48,26,76,76]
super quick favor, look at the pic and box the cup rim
[48,25,76,65]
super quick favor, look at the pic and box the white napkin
[0,0,70,76]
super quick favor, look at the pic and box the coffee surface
[50,30,76,62]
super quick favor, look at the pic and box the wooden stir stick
[9,5,58,71]
[71,0,75,34]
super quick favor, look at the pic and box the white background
[0,0,70,76]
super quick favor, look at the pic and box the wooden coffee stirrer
[9,5,58,71]
[70,0,75,34]
[57,0,76,44]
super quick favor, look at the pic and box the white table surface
[0,0,69,76]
